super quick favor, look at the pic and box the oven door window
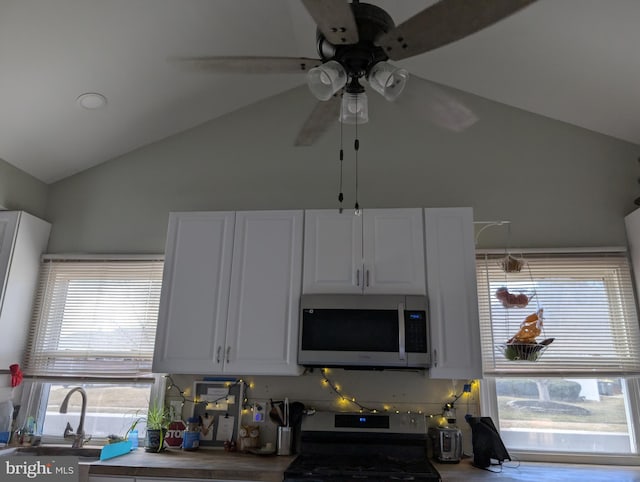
[302,309,399,351]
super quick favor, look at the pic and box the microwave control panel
[404,310,428,353]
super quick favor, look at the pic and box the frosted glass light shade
[307,60,347,101]
[340,92,368,124]
[367,62,408,101]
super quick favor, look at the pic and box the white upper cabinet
[424,207,482,379]
[303,209,425,295]
[0,211,51,369]
[153,210,303,376]
[153,212,235,374]
[225,211,303,375]
[364,209,426,294]
[303,210,362,293]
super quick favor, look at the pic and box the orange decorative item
[500,309,553,361]
[495,287,529,308]
[507,309,544,344]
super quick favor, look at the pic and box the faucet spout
[59,387,88,448]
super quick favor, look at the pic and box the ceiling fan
[178,0,537,145]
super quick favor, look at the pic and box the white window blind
[476,251,640,376]
[23,257,163,379]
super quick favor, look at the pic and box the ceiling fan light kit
[367,61,408,102]
[340,91,368,124]
[307,60,347,101]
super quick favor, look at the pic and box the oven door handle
[398,302,406,361]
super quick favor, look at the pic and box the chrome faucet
[59,387,90,448]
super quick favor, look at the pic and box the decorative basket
[499,342,550,362]
[495,287,531,308]
[500,255,525,273]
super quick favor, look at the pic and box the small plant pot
[145,429,167,452]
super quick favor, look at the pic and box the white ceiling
[1,0,639,184]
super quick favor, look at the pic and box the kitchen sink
[0,445,102,460]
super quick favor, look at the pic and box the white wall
[44,84,639,253]
[0,158,48,220]
[166,372,480,452]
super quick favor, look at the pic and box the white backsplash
[164,370,480,453]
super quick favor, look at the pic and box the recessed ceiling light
[76,92,107,110]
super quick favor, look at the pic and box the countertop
[436,458,640,481]
[88,448,640,482]
[88,447,295,482]
[4,445,639,482]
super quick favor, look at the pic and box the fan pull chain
[338,114,344,214]
[354,101,360,216]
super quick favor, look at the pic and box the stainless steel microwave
[298,294,430,369]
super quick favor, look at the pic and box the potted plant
[145,402,170,452]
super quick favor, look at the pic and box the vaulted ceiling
[2,0,638,183]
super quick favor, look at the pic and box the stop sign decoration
[165,420,186,447]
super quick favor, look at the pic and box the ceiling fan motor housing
[315,2,394,83]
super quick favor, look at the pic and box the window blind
[476,251,640,376]
[23,257,164,379]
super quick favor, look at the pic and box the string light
[317,371,478,418]
[164,375,251,411]
[424,379,478,421]
[320,369,375,412]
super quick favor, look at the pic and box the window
[20,256,163,441]
[476,250,640,461]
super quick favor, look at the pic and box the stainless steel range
[283,411,441,482]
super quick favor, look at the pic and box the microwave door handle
[398,303,406,361]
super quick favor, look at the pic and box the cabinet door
[424,208,482,379]
[303,210,363,294]
[363,208,426,295]
[0,211,50,369]
[153,212,234,374]
[625,209,640,293]
[0,211,19,305]
[225,211,303,375]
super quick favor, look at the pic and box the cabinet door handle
[433,349,438,368]
[366,269,370,287]
[226,346,231,364]
[356,269,360,286]
[216,346,222,364]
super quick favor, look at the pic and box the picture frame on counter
[192,380,244,447]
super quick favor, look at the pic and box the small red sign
[165,420,186,447]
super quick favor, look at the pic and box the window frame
[480,377,640,465]
[18,255,166,444]
[477,247,640,464]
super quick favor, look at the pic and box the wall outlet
[251,401,267,423]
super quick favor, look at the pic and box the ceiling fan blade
[294,96,341,146]
[173,56,322,74]
[300,0,359,45]
[395,75,478,132]
[376,0,537,60]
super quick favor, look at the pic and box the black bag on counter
[465,415,511,469]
